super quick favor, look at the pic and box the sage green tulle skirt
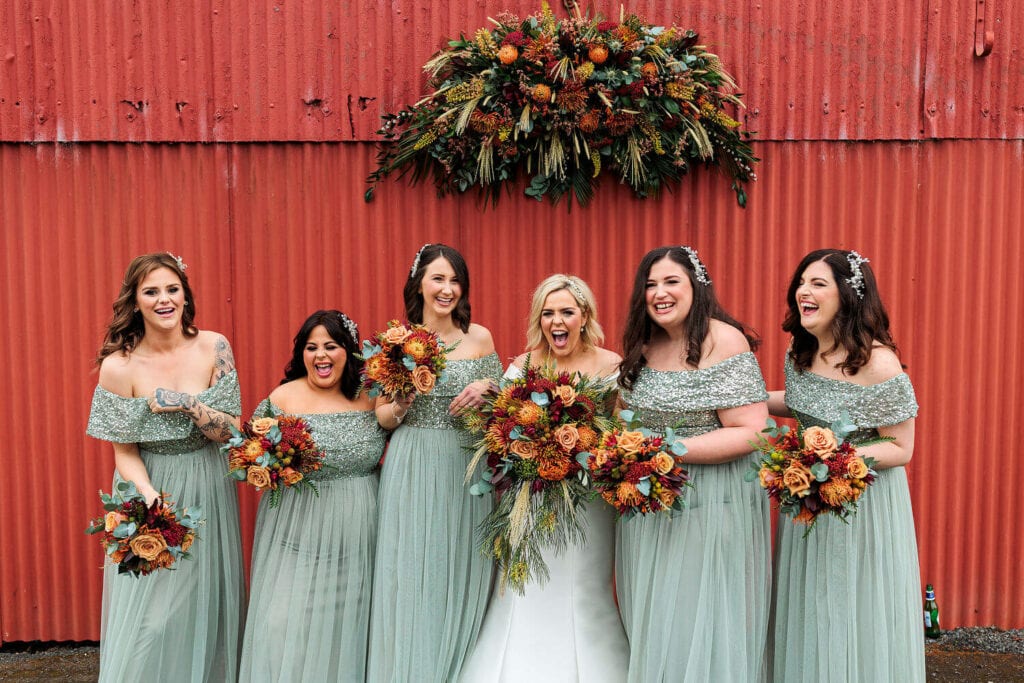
[99,444,245,683]
[238,474,378,683]
[616,455,771,683]
[771,466,925,682]
[367,425,492,683]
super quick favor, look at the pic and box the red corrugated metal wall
[1,0,1022,642]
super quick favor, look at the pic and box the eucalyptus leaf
[619,409,635,424]
[402,356,417,371]
[530,391,550,407]
[810,462,830,482]
[636,478,652,496]
[112,522,136,539]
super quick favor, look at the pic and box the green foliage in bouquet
[366,2,758,207]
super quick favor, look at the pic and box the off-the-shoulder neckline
[94,368,238,401]
[794,367,909,390]
[642,351,756,375]
[263,398,376,418]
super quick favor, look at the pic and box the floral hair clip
[563,278,587,307]
[339,312,359,343]
[409,244,431,277]
[680,246,711,286]
[167,252,187,271]
[845,251,870,299]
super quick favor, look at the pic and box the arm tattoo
[155,388,196,410]
[187,401,236,442]
[213,336,236,380]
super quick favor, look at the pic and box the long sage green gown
[771,356,924,682]
[617,352,771,683]
[86,370,245,683]
[238,400,386,682]
[367,353,502,683]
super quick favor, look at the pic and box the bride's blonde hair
[525,274,604,352]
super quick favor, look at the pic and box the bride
[461,274,628,682]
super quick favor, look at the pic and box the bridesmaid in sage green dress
[238,310,385,682]
[368,244,502,682]
[616,246,771,683]
[86,253,244,683]
[767,249,924,682]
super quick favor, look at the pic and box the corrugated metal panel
[3,1,1021,143]
[922,0,1024,139]
[1,139,1022,642]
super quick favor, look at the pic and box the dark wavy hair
[282,310,362,399]
[403,243,471,332]
[619,246,759,390]
[783,249,899,375]
[96,252,197,365]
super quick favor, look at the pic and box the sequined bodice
[404,353,503,430]
[620,352,768,436]
[257,399,385,481]
[86,371,241,454]
[784,356,918,441]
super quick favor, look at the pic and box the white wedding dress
[460,366,629,683]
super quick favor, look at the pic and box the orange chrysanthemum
[818,478,855,507]
[538,456,571,481]
[515,401,543,425]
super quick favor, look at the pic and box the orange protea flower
[588,44,609,64]
[532,83,552,103]
[576,424,598,450]
[515,401,543,425]
[613,25,639,46]
[793,506,816,525]
[601,489,618,506]
[641,62,659,79]
[819,478,855,507]
[578,109,601,133]
[485,423,509,451]
[538,456,571,481]
[556,83,587,112]
[493,389,515,412]
[616,481,644,506]
[498,45,519,64]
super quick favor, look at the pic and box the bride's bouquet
[359,320,452,399]
[585,410,692,517]
[745,412,881,535]
[85,480,203,577]
[463,359,614,593]
[223,408,327,508]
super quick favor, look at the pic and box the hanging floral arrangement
[366,2,758,207]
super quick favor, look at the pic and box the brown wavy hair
[783,248,899,375]
[619,246,759,390]
[95,253,197,365]
[403,243,472,332]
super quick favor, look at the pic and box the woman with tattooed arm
[86,252,245,682]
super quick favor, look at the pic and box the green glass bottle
[924,583,941,638]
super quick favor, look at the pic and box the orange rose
[782,461,813,498]
[129,532,168,562]
[553,384,577,406]
[247,466,272,489]
[104,511,127,532]
[554,424,580,451]
[847,457,869,479]
[411,365,436,394]
[591,450,609,467]
[510,440,538,460]
[651,452,675,475]
[250,417,277,435]
[758,467,778,489]
[616,430,646,455]
[383,324,411,345]
[803,426,838,458]
[281,467,304,486]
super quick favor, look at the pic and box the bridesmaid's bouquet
[223,410,327,508]
[745,413,880,535]
[359,320,452,399]
[85,480,203,577]
[585,410,692,517]
[463,359,614,593]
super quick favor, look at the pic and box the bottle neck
[925,591,935,600]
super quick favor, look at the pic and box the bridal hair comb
[845,251,870,299]
[409,244,431,277]
[680,246,711,286]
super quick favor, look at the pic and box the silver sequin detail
[86,370,242,455]
[784,356,918,441]
[256,399,385,481]
[403,353,503,430]
[620,352,767,436]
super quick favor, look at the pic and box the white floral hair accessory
[563,277,587,307]
[409,244,431,277]
[845,251,870,299]
[339,312,359,343]
[680,246,711,286]
[167,252,187,271]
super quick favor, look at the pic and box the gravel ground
[1,629,1022,681]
